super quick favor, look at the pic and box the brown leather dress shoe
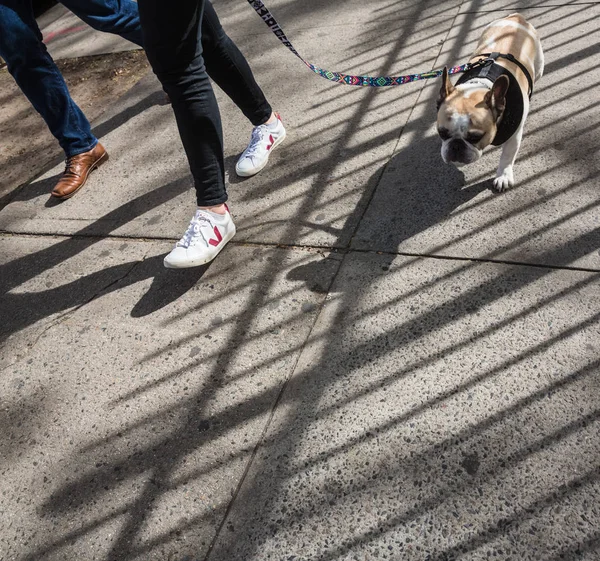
[51,142,109,199]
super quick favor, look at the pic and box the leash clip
[466,57,494,72]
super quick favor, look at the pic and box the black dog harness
[455,52,534,146]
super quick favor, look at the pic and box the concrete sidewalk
[1,0,599,560]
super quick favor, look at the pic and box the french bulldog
[436,13,544,191]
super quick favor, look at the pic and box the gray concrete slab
[216,0,462,30]
[0,3,460,249]
[39,3,140,61]
[352,5,600,270]
[458,0,592,13]
[209,251,600,561]
[0,233,145,371]
[0,236,340,560]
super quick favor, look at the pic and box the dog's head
[436,67,509,166]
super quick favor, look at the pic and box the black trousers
[138,0,272,206]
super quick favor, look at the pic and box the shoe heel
[90,151,109,174]
[96,151,109,168]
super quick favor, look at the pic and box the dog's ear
[437,67,454,110]
[484,75,509,119]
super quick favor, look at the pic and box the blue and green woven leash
[247,0,471,86]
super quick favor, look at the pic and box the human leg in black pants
[202,0,287,179]
[138,0,285,268]
[202,0,273,127]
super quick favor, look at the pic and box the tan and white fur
[436,14,544,191]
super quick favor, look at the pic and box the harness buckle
[467,57,494,71]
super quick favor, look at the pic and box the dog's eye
[438,128,451,140]
[466,132,484,144]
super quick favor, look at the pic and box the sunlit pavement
[1,1,599,559]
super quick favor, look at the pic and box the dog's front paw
[493,168,514,192]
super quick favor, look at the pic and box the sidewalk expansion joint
[362,248,600,274]
[204,241,346,561]
[2,231,598,273]
[345,2,461,251]
[233,241,600,274]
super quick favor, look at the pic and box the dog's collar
[455,77,494,91]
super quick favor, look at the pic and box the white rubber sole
[163,226,236,269]
[235,129,287,178]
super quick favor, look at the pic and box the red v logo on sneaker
[266,134,274,150]
[208,226,223,247]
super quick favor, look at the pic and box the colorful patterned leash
[247,0,473,86]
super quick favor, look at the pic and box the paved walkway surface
[1,1,599,560]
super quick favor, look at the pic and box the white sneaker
[164,206,236,269]
[235,113,286,177]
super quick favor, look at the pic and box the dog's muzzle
[442,139,480,166]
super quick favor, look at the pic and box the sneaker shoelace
[177,212,214,249]
[243,125,269,160]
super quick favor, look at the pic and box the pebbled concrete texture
[210,252,600,560]
[0,234,146,370]
[1,0,600,559]
[0,237,340,560]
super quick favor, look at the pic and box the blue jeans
[0,0,143,158]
